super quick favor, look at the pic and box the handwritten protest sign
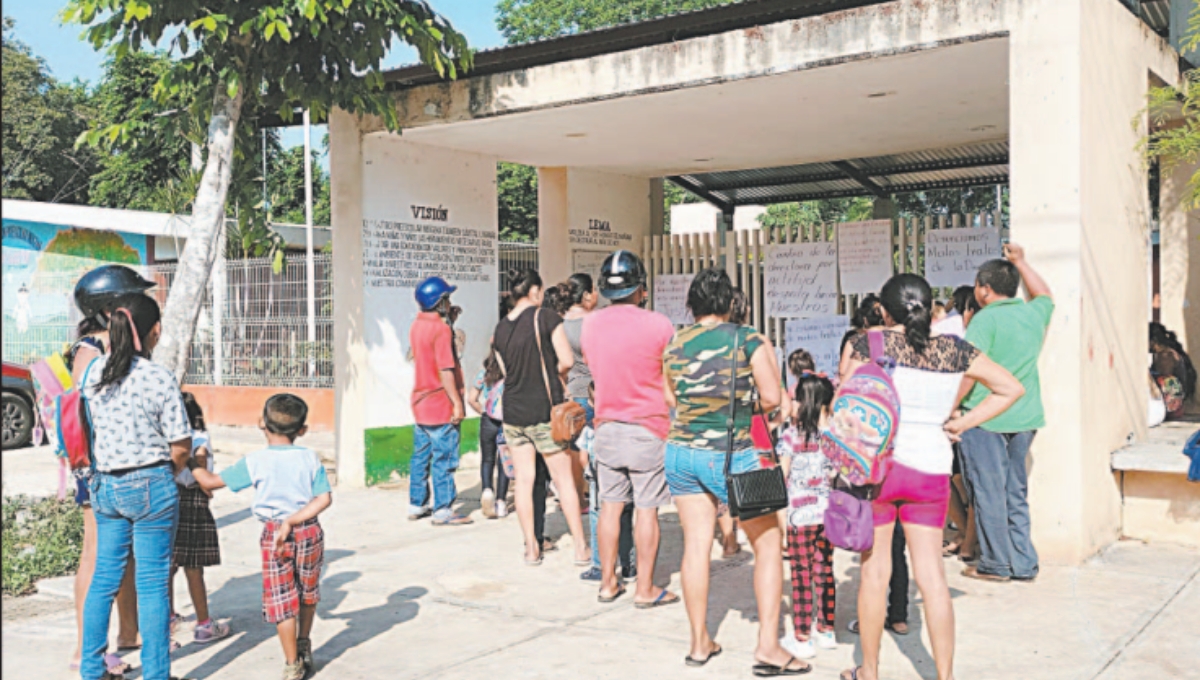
[924,228,1001,288]
[784,316,851,385]
[653,274,695,326]
[838,220,893,295]
[765,241,838,318]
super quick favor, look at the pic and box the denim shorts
[665,442,762,505]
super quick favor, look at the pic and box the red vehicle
[2,362,38,450]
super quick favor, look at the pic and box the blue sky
[5,0,507,149]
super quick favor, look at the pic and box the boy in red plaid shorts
[194,394,332,680]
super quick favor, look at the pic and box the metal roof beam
[832,161,890,199]
[667,176,735,214]
[691,152,1009,193]
[729,173,1009,206]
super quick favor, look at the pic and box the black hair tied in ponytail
[98,293,161,389]
[880,273,933,354]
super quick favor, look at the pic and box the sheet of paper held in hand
[924,227,1001,288]
[765,241,838,318]
[653,274,695,326]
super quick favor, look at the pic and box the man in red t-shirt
[408,277,471,526]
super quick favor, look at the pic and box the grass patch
[2,495,83,596]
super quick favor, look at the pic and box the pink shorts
[872,462,950,528]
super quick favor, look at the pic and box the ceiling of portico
[397,37,1009,179]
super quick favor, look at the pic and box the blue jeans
[83,464,179,680]
[664,442,761,505]
[410,424,460,520]
[960,428,1038,579]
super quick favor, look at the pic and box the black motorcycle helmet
[599,250,647,300]
[74,265,156,325]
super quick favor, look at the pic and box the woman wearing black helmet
[67,265,155,675]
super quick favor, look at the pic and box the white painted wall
[359,135,499,433]
[669,203,767,235]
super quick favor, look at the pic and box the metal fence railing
[1,255,334,390]
[499,242,538,297]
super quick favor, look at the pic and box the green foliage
[2,16,95,204]
[269,145,331,227]
[497,0,738,44]
[2,496,83,596]
[1142,1,1200,211]
[497,162,538,241]
[64,0,473,137]
[757,197,872,230]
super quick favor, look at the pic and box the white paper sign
[765,241,839,318]
[784,316,851,381]
[838,220,893,295]
[924,228,1001,288]
[653,274,695,326]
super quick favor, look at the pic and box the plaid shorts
[260,518,324,624]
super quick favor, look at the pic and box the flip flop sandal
[840,668,862,680]
[752,656,811,676]
[885,621,910,635]
[635,590,680,609]
[597,584,626,603]
[542,539,559,553]
[685,643,722,667]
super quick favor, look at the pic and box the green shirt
[663,323,765,451]
[963,296,1054,433]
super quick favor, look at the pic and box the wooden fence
[642,211,1006,347]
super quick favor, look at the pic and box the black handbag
[723,326,789,521]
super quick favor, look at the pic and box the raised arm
[1005,243,1052,301]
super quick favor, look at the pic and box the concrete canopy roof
[397,37,1009,180]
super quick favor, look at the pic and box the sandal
[886,621,909,635]
[942,540,962,557]
[840,668,862,680]
[753,655,811,676]
[635,589,680,609]
[685,642,722,667]
[597,584,626,603]
[962,565,1010,582]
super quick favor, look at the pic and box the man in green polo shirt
[960,243,1053,583]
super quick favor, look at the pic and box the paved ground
[3,428,1198,680]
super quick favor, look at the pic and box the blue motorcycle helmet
[415,276,457,312]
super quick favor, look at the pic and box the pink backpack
[823,331,900,486]
[54,358,100,472]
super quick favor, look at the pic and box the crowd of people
[405,242,1071,680]
[58,234,1196,680]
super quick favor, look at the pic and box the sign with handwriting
[765,241,838,318]
[924,228,1001,288]
[784,315,851,382]
[838,220,893,295]
[653,274,695,326]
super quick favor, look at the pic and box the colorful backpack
[53,357,100,473]
[823,331,900,487]
[1156,375,1185,419]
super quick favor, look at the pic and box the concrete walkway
[3,431,1197,680]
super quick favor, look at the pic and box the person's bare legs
[598,500,625,598]
[572,446,588,501]
[542,451,590,564]
[946,478,968,552]
[675,494,719,660]
[72,507,99,665]
[742,513,802,669]
[277,617,299,664]
[298,603,317,641]
[717,513,740,556]
[116,556,139,648]
[905,523,956,680]
[184,567,210,622]
[631,507,670,603]
[511,442,540,562]
[855,520,897,680]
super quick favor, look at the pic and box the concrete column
[329,108,368,488]
[649,178,666,238]
[538,168,654,290]
[1009,0,1177,562]
[1159,156,1200,352]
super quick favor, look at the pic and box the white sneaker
[813,629,837,650]
[481,489,496,519]
[779,635,815,659]
[495,501,509,518]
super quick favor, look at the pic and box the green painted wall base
[364,417,480,487]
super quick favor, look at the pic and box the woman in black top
[493,269,590,566]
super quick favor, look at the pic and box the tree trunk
[153,86,244,382]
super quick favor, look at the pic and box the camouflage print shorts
[502,422,565,456]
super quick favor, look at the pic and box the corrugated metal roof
[669,141,1009,209]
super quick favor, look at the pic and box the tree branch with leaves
[66,0,472,381]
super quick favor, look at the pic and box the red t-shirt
[581,304,676,440]
[409,312,462,425]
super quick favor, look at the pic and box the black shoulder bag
[724,326,789,521]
